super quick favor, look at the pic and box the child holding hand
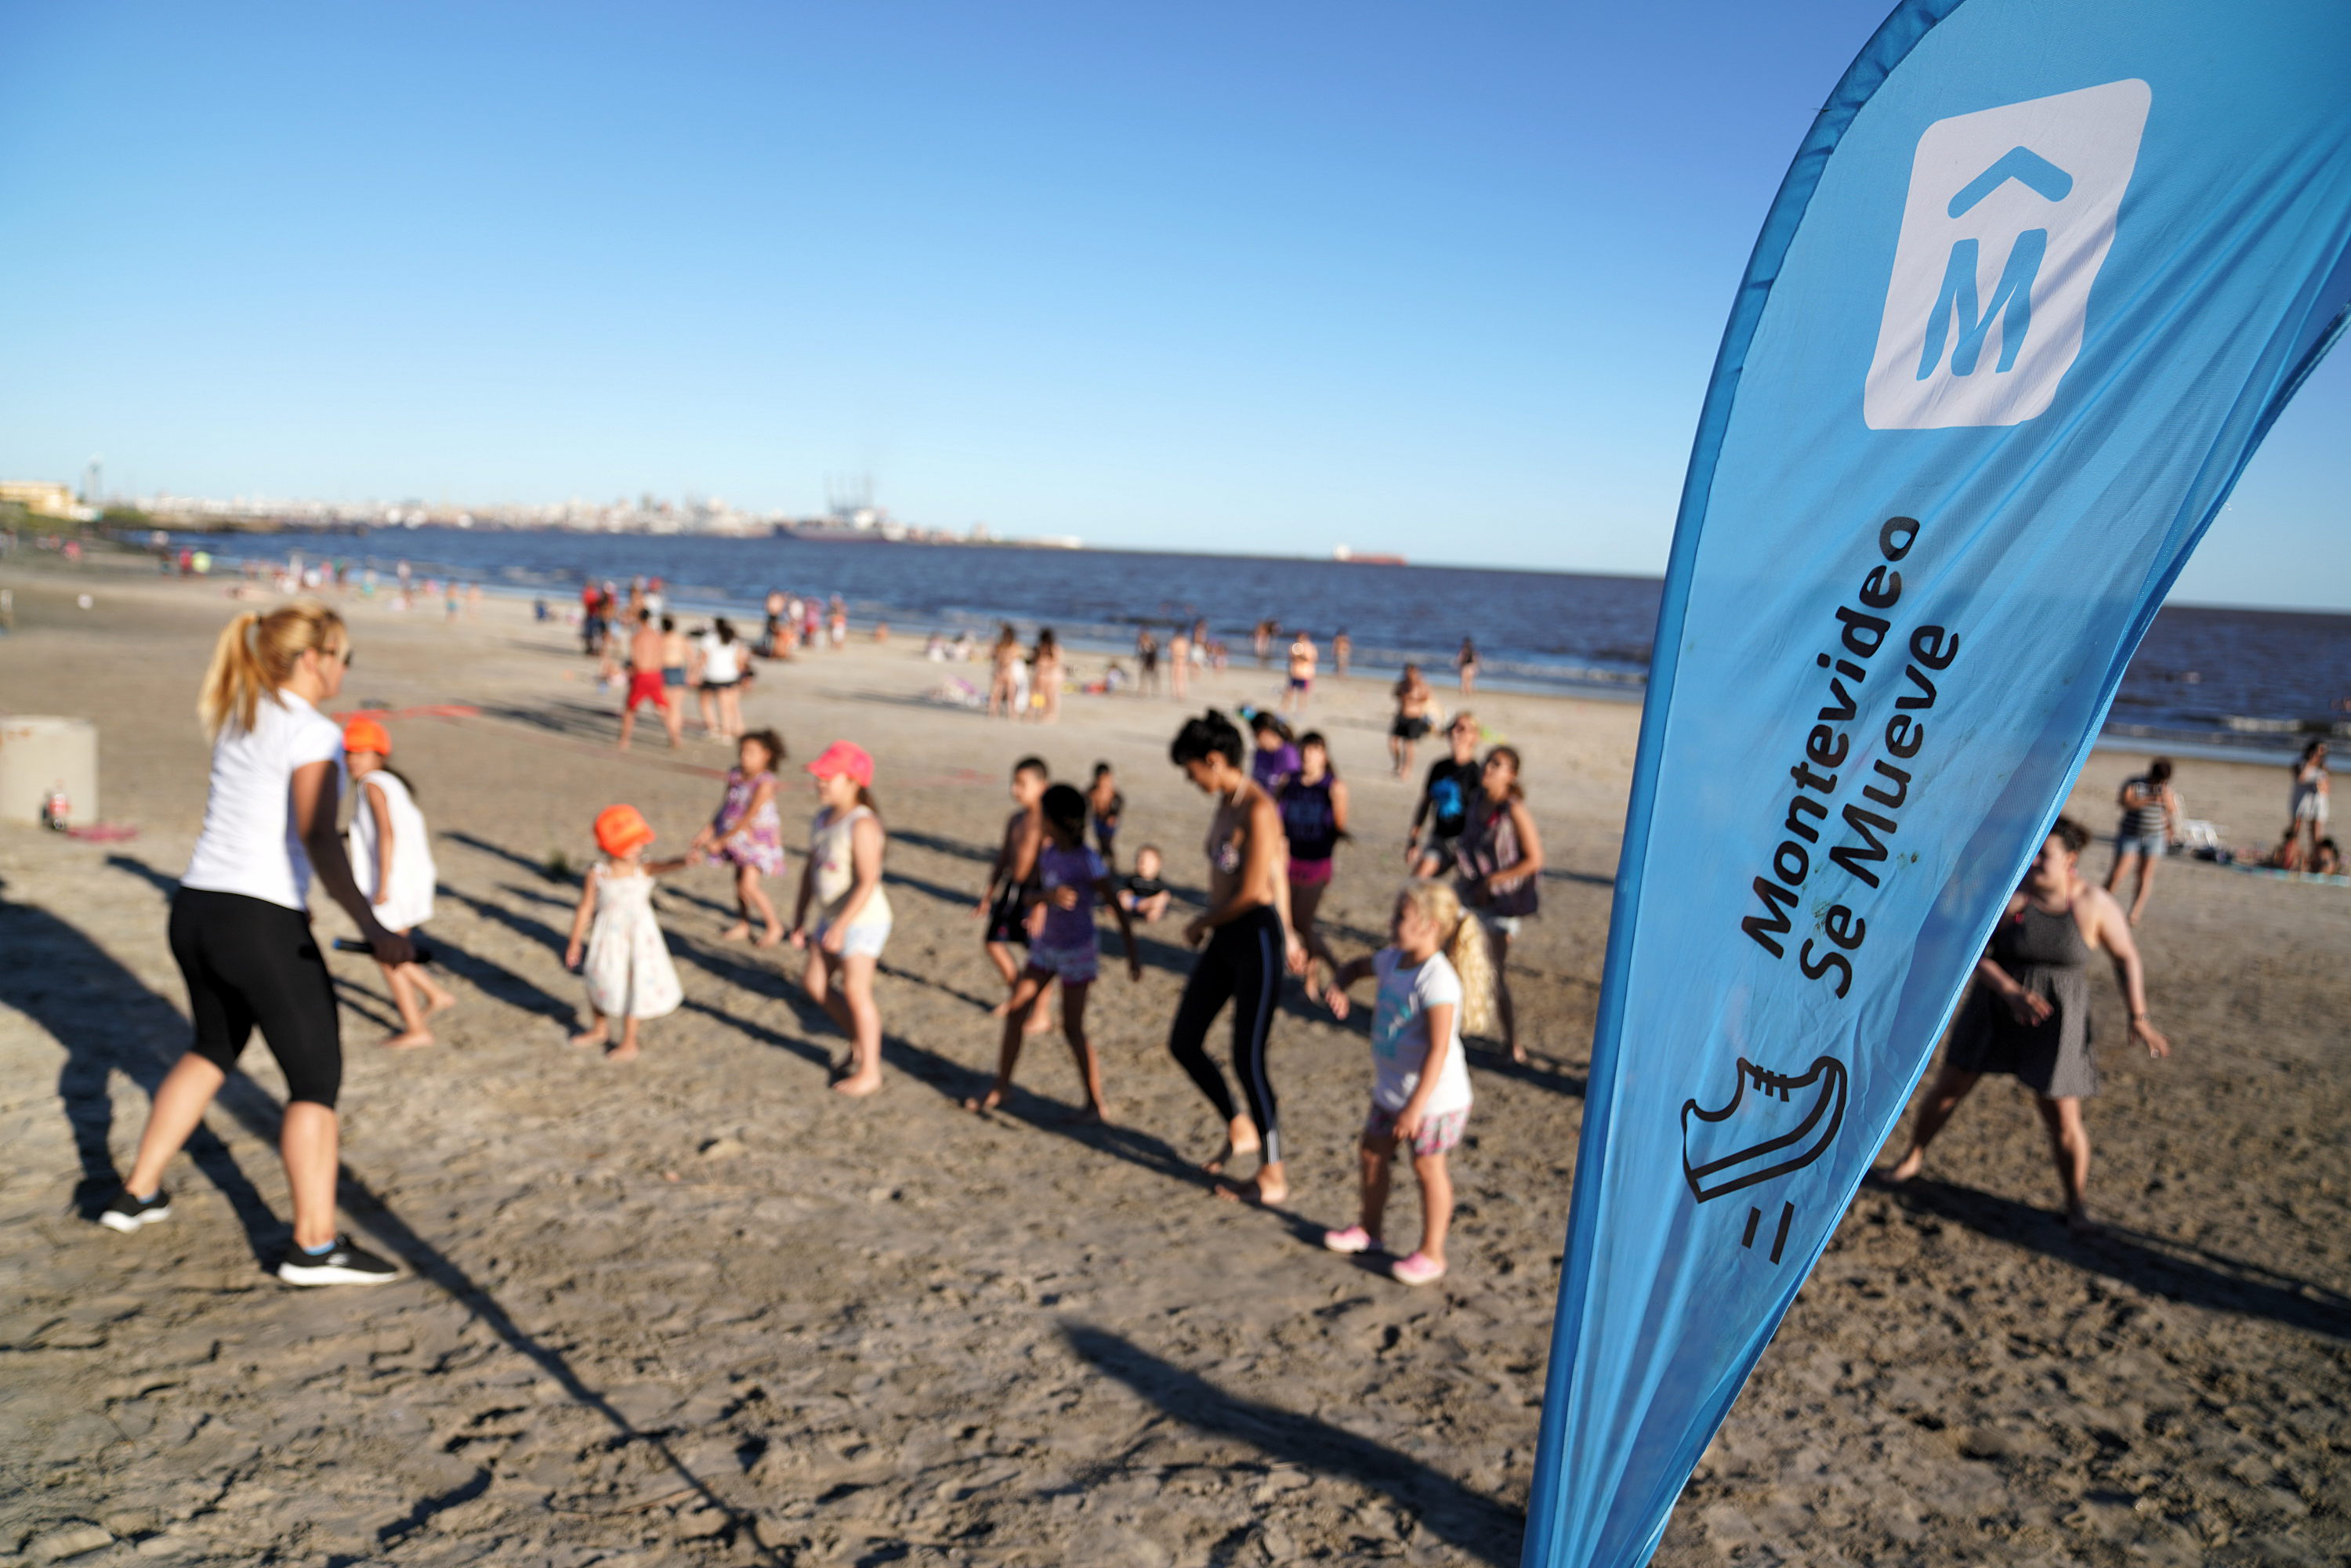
[342,718,456,1049]
[965,783,1140,1122]
[691,729,788,947]
[1321,880,1495,1285]
[564,805,686,1062]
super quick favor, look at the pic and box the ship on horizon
[1332,545,1407,566]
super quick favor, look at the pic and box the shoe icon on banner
[1679,1055,1849,1203]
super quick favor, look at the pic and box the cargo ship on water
[1332,545,1407,565]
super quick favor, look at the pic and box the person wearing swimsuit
[977,758,1056,1037]
[988,626,1023,719]
[1886,817,2169,1235]
[1283,631,1317,715]
[1389,664,1434,777]
[1032,628,1065,723]
[2104,756,2179,925]
[1136,629,1161,696]
[760,590,787,658]
[618,610,683,751]
[2279,739,2330,870]
[1166,710,1308,1204]
[660,616,690,691]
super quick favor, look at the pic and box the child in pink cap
[789,741,893,1095]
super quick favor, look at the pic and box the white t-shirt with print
[181,690,346,911]
[1370,948,1473,1116]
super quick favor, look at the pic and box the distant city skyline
[91,481,991,547]
[0,3,2342,609]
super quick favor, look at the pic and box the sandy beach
[2,556,2346,1567]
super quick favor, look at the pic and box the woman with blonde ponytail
[104,603,415,1287]
[1317,880,1494,1287]
[197,610,266,738]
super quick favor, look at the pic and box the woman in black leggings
[103,603,414,1286]
[1167,710,1305,1203]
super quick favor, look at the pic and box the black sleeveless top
[1279,775,1339,861]
[1949,896,2097,1099]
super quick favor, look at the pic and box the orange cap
[595,804,656,857]
[806,740,874,787]
[342,718,392,758]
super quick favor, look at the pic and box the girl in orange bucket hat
[563,804,687,1060]
[342,717,456,1049]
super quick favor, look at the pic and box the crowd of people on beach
[97,599,1554,1291]
[550,625,1552,1280]
[90,585,2284,1285]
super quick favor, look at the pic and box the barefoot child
[563,805,686,1062]
[976,757,1052,1029]
[1320,881,1495,1285]
[691,729,788,946]
[965,784,1140,1121]
[789,741,893,1096]
[343,719,457,1048]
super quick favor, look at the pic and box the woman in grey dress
[1886,817,2168,1235]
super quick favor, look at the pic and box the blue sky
[0,2,2341,607]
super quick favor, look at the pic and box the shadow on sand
[1881,1175,2351,1343]
[412,887,583,1025]
[1464,1044,1587,1101]
[1063,1324,1520,1565]
[9,891,285,1266]
[37,867,785,1563]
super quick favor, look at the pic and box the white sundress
[347,771,437,933]
[583,865,683,1020]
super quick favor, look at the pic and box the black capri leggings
[1167,904,1285,1164]
[168,888,343,1109]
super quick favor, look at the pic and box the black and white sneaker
[277,1236,399,1287]
[99,1187,173,1233]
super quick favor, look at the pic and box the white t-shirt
[182,690,346,911]
[1370,948,1474,1116]
[700,635,743,683]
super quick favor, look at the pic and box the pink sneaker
[1322,1225,1379,1255]
[1390,1251,1447,1286]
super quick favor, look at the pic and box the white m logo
[1866,80,2149,430]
